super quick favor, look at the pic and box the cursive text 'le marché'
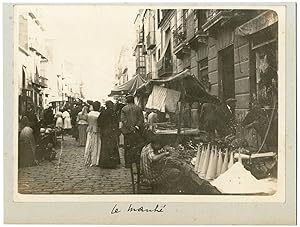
[111,204,166,214]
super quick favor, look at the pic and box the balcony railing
[202,9,233,32]
[173,24,187,49]
[32,74,48,88]
[146,31,155,50]
[179,10,208,48]
[157,56,173,78]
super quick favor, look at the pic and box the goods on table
[164,142,198,165]
[210,162,276,194]
[164,141,277,194]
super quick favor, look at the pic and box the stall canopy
[136,69,220,104]
[108,74,146,96]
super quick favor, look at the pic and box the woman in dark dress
[98,101,120,168]
[18,116,38,168]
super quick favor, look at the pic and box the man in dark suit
[120,95,144,168]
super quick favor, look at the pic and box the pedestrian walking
[98,101,120,169]
[71,104,81,141]
[43,105,54,127]
[18,116,38,168]
[120,95,144,168]
[77,106,88,147]
[62,109,72,134]
[84,101,101,167]
[55,109,64,129]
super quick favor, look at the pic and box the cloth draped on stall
[145,85,167,112]
[145,85,181,113]
[165,89,181,113]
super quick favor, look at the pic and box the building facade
[16,7,49,119]
[135,9,278,115]
[135,9,278,147]
[16,6,85,117]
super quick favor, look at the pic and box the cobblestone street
[18,136,133,194]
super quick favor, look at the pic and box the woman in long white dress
[62,109,72,134]
[55,110,63,129]
[84,101,101,167]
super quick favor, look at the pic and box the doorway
[218,45,235,101]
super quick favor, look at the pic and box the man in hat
[120,95,144,168]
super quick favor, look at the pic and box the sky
[39,5,138,101]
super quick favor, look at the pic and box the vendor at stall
[140,136,183,193]
[140,135,221,194]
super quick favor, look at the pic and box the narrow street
[18,136,133,194]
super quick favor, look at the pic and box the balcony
[146,31,155,50]
[186,11,208,44]
[158,9,174,27]
[157,56,173,78]
[178,11,207,49]
[32,74,48,88]
[173,24,190,58]
[202,9,233,32]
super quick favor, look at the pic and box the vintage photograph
[16,6,279,196]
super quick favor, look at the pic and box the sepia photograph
[3,2,296,224]
[15,6,280,196]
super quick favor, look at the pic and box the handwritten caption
[111,203,167,215]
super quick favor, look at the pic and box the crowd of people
[18,91,277,194]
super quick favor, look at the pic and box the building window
[198,58,208,79]
[140,56,146,67]
[198,58,210,91]
[138,67,146,76]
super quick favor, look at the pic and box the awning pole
[176,80,185,144]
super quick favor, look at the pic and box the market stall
[108,74,146,97]
[161,141,277,195]
[137,69,219,143]
[134,69,277,195]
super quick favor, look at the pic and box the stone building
[15,7,49,119]
[135,8,278,116]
